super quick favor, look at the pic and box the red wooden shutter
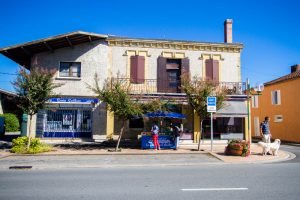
[157,56,167,92]
[181,58,190,76]
[212,60,219,82]
[130,55,145,84]
[130,56,138,83]
[137,56,145,84]
[181,58,190,92]
[205,59,213,81]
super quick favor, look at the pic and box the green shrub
[0,113,20,132]
[11,136,52,154]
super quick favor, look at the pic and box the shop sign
[48,98,99,104]
[207,96,217,112]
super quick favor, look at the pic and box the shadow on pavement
[53,139,141,151]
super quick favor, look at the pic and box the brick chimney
[224,19,233,43]
[291,64,300,73]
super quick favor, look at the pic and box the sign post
[207,96,217,152]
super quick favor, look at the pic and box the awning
[215,100,248,116]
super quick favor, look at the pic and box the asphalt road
[0,144,299,200]
[280,144,300,163]
[0,163,300,200]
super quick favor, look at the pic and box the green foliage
[0,113,20,132]
[13,67,60,116]
[139,98,170,113]
[89,75,143,121]
[11,136,52,154]
[182,75,226,120]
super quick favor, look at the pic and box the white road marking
[181,188,248,191]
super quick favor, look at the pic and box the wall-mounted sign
[48,98,99,104]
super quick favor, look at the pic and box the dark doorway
[166,59,181,93]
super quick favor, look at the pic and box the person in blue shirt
[260,116,271,143]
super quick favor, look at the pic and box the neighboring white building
[0,19,249,142]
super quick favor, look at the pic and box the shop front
[35,98,98,138]
[140,111,186,149]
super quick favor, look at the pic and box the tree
[13,67,60,150]
[182,75,226,151]
[90,75,169,151]
[90,75,143,151]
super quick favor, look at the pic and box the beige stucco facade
[15,34,246,141]
[110,46,242,83]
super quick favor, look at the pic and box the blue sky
[0,0,299,91]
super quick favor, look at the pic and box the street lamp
[246,79,264,154]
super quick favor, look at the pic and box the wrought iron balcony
[111,78,246,95]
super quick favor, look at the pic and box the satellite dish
[254,84,264,92]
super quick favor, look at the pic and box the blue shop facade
[35,97,99,138]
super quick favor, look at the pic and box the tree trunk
[197,120,203,151]
[115,120,125,151]
[26,115,33,150]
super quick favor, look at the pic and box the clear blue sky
[0,0,299,91]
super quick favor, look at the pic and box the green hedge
[0,113,20,132]
[11,136,52,154]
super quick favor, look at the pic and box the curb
[207,150,295,164]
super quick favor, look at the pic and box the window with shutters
[59,62,81,78]
[130,55,145,84]
[271,90,281,105]
[252,95,259,108]
[205,59,219,82]
[254,117,260,136]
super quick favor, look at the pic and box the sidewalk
[0,141,294,164]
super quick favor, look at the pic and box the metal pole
[246,78,252,154]
[211,112,213,152]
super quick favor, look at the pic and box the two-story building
[251,65,300,143]
[0,19,249,143]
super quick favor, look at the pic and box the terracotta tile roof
[264,70,300,86]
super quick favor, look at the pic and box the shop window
[129,117,144,128]
[59,62,81,78]
[43,109,92,138]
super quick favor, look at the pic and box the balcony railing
[111,78,246,95]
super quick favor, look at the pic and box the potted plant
[225,139,250,157]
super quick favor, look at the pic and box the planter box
[229,148,243,156]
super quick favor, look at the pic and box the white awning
[215,100,247,116]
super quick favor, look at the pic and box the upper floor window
[205,59,219,82]
[252,95,259,108]
[130,55,145,84]
[59,62,81,78]
[271,90,281,105]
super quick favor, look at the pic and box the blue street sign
[207,96,217,112]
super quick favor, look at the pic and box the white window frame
[251,95,259,108]
[254,116,260,136]
[274,115,283,123]
[58,61,81,79]
[271,90,281,105]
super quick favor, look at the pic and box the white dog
[257,139,281,156]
